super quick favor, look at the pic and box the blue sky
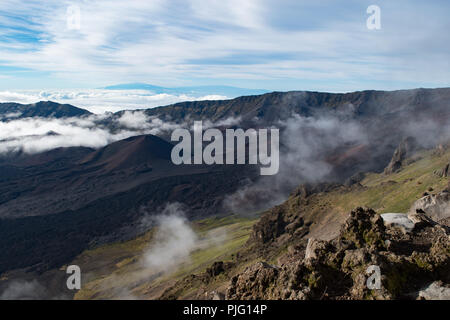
[0,0,449,92]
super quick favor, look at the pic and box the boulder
[418,281,450,300]
[226,262,279,300]
[409,190,450,222]
[212,291,225,300]
[305,238,324,262]
[340,208,386,249]
[407,211,435,230]
[381,213,415,233]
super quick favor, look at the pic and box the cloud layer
[0,89,227,113]
[0,111,184,154]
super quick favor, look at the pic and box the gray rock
[434,163,449,178]
[381,213,415,233]
[212,291,225,300]
[407,211,435,230]
[409,190,450,222]
[418,281,450,300]
[304,238,322,261]
[384,137,418,175]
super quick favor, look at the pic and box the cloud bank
[222,104,450,214]
[0,111,184,154]
[223,113,368,213]
[0,280,47,300]
[0,89,228,114]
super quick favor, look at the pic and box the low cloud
[116,110,183,134]
[223,100,450,214]
[141,203,227,274]
[0,110,246,155]
[0,111,185,155]
[203,116,242,129]
[0,280,47,300]
[223,114,369,213]
[142,203,198,273]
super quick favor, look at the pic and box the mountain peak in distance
[102,83,269,98]
[0,101,92,119]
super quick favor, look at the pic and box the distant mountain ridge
[0,101,92,119]
[142,87,450,124]
[2,88,450,124]
[103,83,269,97]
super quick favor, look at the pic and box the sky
[0,0,449,104]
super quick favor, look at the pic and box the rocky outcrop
[226,262,281,300]
[250,183,339,246]
[381,213,415,233]
[251,205,298,245]
[344,172,365,187]
[226,208,450,300]
[434,163,449,178]
[304,238,329,262]
[205,261,234,278]
[290,183,341,199]
[384,137,418,175]
[418,281,450,300]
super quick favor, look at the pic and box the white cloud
[115,111,183,135]
[0,89,228,113]
[0,111,185,154]
[142,203,198,273]
[0,108,244,155]
[0,280,47,300]
[223,113,369,213]
[141,202,228,274]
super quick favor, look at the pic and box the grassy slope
[330,149,448,213]
[286,149,449,241]
[73,215,256,299]
[73,148,449,299]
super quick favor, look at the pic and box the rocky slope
[0,134,257,274]
[226,207,449,300]
[156,146,450,300]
